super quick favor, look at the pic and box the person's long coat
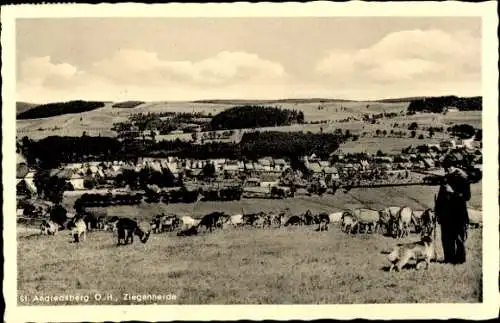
[435,168,471,226]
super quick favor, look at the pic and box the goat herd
[38,205,438,247]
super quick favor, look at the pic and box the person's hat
[441,150,465,168]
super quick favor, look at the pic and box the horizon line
[17,93,482,106]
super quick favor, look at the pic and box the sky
[16,17,481,103]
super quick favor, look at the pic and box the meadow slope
[16,99,481,144]
[18,224,482,304]
[60,183,483,217]
[19,185,483,305]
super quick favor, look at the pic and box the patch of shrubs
[111,101,145,109]
[76,193,144,207]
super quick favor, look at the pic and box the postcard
[2,1,499,322]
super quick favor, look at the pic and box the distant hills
[17,100,106,120]
[16,95,481,120]
[16,102,39,116]
[375,95,481,104]
[192,98,355,104]
[193,96,481,105]
[373,97,428,103]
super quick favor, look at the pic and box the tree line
[362,111,400,123]
[447,124,481,139]
[407,96,482,114]
[20,130,347,170]
[20,135,122,169]
[240,131,343,160]
[115,167,179,189]
[17,100,105,119]
[209,105,305,131]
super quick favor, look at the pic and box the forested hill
[407,96,481,113]
[209,105,305,131]
[16,102,39,116]
[17,100,106,120]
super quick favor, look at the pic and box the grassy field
[16,102,125,139]
[13,100,380,139]
[440,111,483,129]
[17,221,482,305]
[18,184,483,305]
[60,183,483,216]
[338,137,442,154]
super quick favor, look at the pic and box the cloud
[17,30,481,103]
[20,56,83,86]
[91,50,286,86]
[17,50,288,102]
[316,29,480,84]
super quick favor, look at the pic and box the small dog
[387,235,435,272]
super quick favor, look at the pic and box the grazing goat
[71,218,87,243]
[316,212,330,231]
[379,206,401,235]
[341,211,358,234]
[198,212,228,232]
[226,214,244,228]
[352,208,379,234]
[395,206,413,239]
[328,211,343,224]
[180,216,197,230]
[116,218,151,246]
[301,210,315,225]
[40,219,58,235]
[271,212,285,228]
[284,215,304,227]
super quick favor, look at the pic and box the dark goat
[284,215,304,226]
[198,212,228,232]
[116,218,151,246]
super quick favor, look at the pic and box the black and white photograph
[2,2,499,321]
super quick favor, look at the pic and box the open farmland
[16,100,481,147]
[339,137,442,154]
[18,220,482,304]
[16,99,407,139]
[60,183,482,218]
[16,99,481,143]
[19,183,483,304]
[16,100,228,140]
[393,111,482,129]
[16,102,126,139]
[440,111,483,129]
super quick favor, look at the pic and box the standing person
[435,152,471,264]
